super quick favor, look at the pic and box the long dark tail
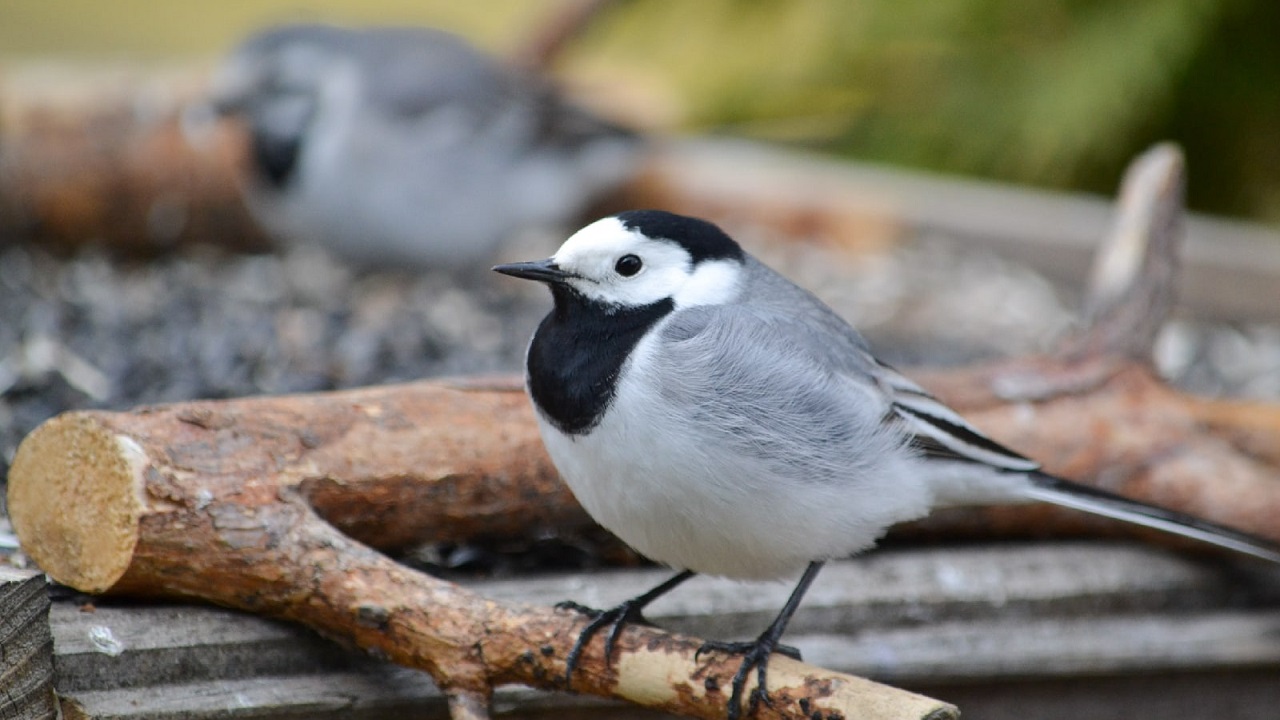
[1023,471,1280,564]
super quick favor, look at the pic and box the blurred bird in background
[207,23,644,268]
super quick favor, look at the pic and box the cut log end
[8,413,145,593]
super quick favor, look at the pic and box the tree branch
[1065,142,1185,362]
[8,393,953,720]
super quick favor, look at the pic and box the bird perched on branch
[494,209,1280,720]
[208,23,642,268]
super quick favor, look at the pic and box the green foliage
[583,0,1280,223]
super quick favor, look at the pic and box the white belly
[534,369,934,580]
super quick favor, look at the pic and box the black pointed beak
[492,258,572,284]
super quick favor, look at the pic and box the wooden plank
[0,567,57,720]
[58,671,663,720]
[55,611,1280,719]
[59,670,445,720]
[51,603,356,694]
[47,542,1280,718]
[796,609,1280,682]
[473,541,1255,637]
[916,669,1280,720]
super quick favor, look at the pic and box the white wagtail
[209,23,642,268]
[494,209,1280,718]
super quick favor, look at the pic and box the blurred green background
[2,0,1277,226]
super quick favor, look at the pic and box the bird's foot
[697,637,800,720]
[556,598,654,688]
[554,600,602,617]
[697,638,802,662]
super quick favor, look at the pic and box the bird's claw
[555,600,603,618]
[696,638,802,662]
[559,599,652,688]
[697,637,798,720]
[555,570,696,690]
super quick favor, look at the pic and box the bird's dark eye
[614,254,643,277]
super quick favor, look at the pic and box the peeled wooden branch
[1069,143,1183,362]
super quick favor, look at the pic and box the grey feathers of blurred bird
[209,23,644,268]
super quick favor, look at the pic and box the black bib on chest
[527,286,674,435]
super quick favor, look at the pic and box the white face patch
[552,217,743,309]
[674,259,741,308]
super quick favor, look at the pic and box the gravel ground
[2,229,1278,573]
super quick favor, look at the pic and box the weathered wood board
[0,567,57,720]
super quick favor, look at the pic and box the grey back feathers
[721,257,1037,474]
[653,262,909,488]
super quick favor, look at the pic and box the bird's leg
[697,562,824,720]
[557,569,696,687]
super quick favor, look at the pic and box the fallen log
[0,64,269,254]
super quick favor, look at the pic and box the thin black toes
[697,638,801,662]
[699,639,792,720]
[604,608,646,659]
[696,638,753,660]
[555,600,602,618]
[774,642,802,661]
[560,600,650,688]
[563,610,610,686]
[727,644,773,720]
